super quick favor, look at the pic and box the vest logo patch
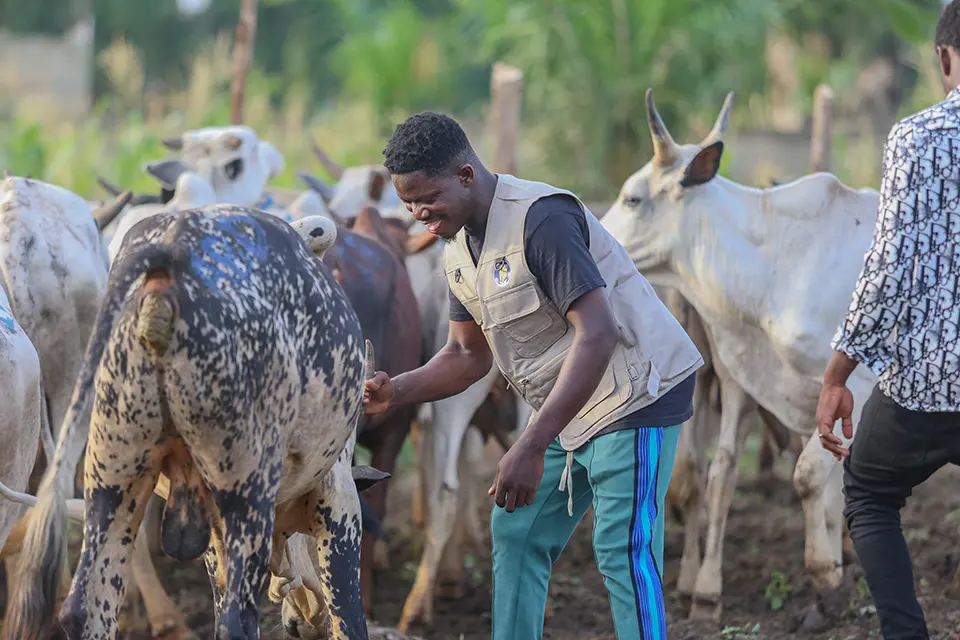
[493,257,511,287]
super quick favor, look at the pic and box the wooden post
[810,84,834,173]
[488,63,524,174]
[229,0,259,125]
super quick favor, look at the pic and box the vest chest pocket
[485,280,568,358]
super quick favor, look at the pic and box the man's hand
[487,439,546,513]
[364,372,393,414]
[816,382,855,461]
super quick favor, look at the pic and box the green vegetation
[0,0,947,201]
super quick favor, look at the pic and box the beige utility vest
[444,174,704,452]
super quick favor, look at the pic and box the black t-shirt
[449,193,695,432]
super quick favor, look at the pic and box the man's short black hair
[382,111,473,176]
[937,0,960,50]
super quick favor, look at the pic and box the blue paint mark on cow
[191,215,270,289]
[0,303,15,333]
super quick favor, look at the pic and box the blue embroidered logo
[493,257,511,288]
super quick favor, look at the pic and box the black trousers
[843,384,960,640]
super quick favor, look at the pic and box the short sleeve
[524,194,606,315]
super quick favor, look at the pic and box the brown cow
[320,206,423,619]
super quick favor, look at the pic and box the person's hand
[364,372,393,414]
[487,439,545,513]
[816,382,855,461]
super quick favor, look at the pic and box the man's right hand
[364,371,393,414]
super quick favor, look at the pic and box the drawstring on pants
[557,451,574,517]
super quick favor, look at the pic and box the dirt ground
[43,434,960,639]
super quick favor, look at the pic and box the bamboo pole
[229,0,259,125]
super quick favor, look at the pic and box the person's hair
[936,0,960,50]
[382,111,473,176]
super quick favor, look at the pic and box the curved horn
[3,169,9,179]
[310,137,344,181]
[161,136,184,151]
[645,88,679,168]
[297,171,336,203]
[699,91,735,148]
[92,190,132,231]
[364,339,376,379]
[97,176,163,206]
[224,134,243,150]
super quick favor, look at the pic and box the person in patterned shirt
[817,2,960,638]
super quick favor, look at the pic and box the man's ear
[457,163,476,187]
[679,141,724,188]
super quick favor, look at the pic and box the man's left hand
[488,439,545,513]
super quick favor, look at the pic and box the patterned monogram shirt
[832,87,960,411]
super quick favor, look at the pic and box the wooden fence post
[810,84,834,173]
[488,63,524,174]
[230,0,259,125]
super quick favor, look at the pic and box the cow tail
[2,244,178,640]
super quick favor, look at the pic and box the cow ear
[679,141,724,188]
[145,159,190,190]
[351,465,391,492]
[368,170,386,202]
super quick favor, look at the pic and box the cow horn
[297,171,336,203]
[699,91,735,149]
[310,137,344,181]
[364,339,376,380]
[161,136,184,151]
[224,134,243,150]
[97,176,163,206]
[645,88,679,168]
[2,169,9,179]
[92,190,133,230]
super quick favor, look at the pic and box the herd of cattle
[0,88,887,639]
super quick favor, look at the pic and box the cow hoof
[797,603,832,634]
[689,595,721,622]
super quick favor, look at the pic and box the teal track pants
[490,425,681,640]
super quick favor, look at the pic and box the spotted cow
[1,206,387,640]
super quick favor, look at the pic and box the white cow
[107,171,217,263]
[297,139,412,225]
[0,287,46,554]
[0,177,129,461]
[601,89,880,630]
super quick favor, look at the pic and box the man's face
[392,165,474,240]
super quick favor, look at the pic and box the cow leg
[672,361,719,597]
[359,409,413,620]
[435,425,487,600]
[398,377,491,632]
[59,438,161,639]
[793,423,852,632]
[201,469,278,640]
[409,419,426,530]
[130,497,195,640]
[689,373,756,622]
[310,457,369,640]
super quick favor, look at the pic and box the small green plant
[764,570,793,611]
[720,622,760,637]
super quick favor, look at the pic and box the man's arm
[387,318,493,407]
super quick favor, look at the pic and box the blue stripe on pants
[628,427,665,639]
